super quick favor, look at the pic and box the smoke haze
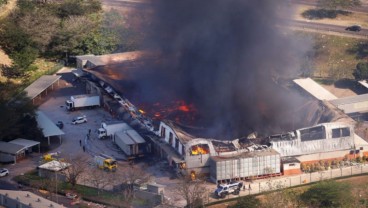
[125,0,313,138]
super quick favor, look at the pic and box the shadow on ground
[302,9,351,20]
[334,79,368,95]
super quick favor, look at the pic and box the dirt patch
[0,49,11,66]
[0,0,17,19]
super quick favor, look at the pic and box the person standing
[79,139,81,146]
[83,146,85,152]
[249,184,252,190]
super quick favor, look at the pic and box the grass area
[0,59,63,95]
[207,172,368,207]
[13,170,146,207]
[298,32,367,80]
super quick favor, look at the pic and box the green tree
[229,195,261,208]
[0,88,41,141]
[317,0,362,10]
[300,180,353,207]
[353,62,368,80]
[17,9,59,52]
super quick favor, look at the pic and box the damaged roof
[163,120,196,143]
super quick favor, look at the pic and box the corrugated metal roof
[116,130,145,145]
[330,94,368,106]
[0,141,26,155]
[115,131,135,145]
[0,190,65,208]
[210,148,279,162]
[163,120,196,143]
[9,138,40,149]
[38,160,70,171]
[24,75,61,99]
[293,78,337,101]
[126,130,145,143]
[36,111,65,137]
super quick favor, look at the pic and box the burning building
[157,120,281,182]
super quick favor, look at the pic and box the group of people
[79,129,92,152]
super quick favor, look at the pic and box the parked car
[0,168,9,177]
[66,192,78,199]
[345,25,361,32]
[56,121,64,129]
[72,116,87,125]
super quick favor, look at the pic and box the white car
[72,116,87,125]
[0,168,9,177]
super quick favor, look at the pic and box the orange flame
[191,146,209,155]
[136,100,198,124]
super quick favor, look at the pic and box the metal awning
[9,138,40,153]
[36,111,65,145]
[24,75,61,100]
[0,141,26,155]
[293,78,337,101]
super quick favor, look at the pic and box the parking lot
[0,67,190,207]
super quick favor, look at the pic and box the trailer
[65,94,100,111]
[98,121,132,139]
[114,130,146,159]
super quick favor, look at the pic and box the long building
[269,123,354,157]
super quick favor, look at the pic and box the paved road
[290,20,368,38]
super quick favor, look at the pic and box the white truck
[114,129,146,159]
[65,94,100,111]
[214,181,243,198]
[98,121,132,139]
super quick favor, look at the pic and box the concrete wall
[283,163,302,176]
[135,190,163,207]
[38,169,67,182]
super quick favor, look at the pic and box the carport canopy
[0,141,26,163]
[36,111,65,145]
[24,75,61,102]
[9,138,40,153]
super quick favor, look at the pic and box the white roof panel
[36,111,65,137]
[358,80,368,89]
[38,160,70,171]
[126,130,145,144]
[24,75,61,99]
[9,138,40,149]
[293,78,337,101]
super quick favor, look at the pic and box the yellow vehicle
[42,152,61,162]
[94,155,117,171]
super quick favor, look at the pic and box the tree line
[0,0,128,79]
[0,0,135,142]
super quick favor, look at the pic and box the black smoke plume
[125,0,313,139]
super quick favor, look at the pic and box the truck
[98,121,132,139]
[42,151,61,162]
[114,129,147,159]
[94,154,117,171]
[65,94,100,111]
[214,181,243,198]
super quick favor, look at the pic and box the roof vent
[5,193,8,196]
[29,203,32,207]
[36,198,41,202]
[49,204,54,207]
[26,193,30,197]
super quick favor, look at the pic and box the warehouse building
[156,120,282,182]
